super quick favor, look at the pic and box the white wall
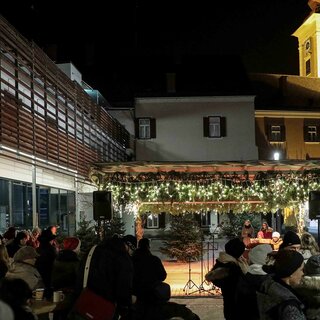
[135,96,258,161]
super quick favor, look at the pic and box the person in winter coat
[6,231,29,258]
[241,220,255,247]
[236,244,273,320]
[205,237,248,320]
[295,254,320,320]
[256,250,306,320]
[35,227,58,297]
[5,246,44,290]
[132,237,167,303]
[51,237,81,320]
[270,231,283,251]
[75,236,134,319]
[279,230,301,251]
[0,244,10,279]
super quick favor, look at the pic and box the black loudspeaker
[93,191,113,220]
[309,191,320,220]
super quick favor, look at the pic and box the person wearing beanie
[51,237,81,319]
[257,250,306,320]
[205,237,248,320]
[296,254,320,320]
[236,244,273,320]
[270,231,283,251]
[5,246,44,291]
[279,230,301,251]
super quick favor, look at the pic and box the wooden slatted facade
[0,15,130,178]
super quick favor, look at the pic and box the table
[31,299,57,315]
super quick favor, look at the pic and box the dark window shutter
[266,124,272,140]
[150,118,156,138]
[203,117,209,137]
[194,213,201,226]
[220,117,226,137]
[208,212,211,225]
[280,125,286,141]
[317,126,320,142]
[135,119,140,139]
[159,212,165,228]
[303,126,309,141]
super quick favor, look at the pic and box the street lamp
[273,152,280,161]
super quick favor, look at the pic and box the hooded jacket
[296,275,320,320]
[205,252,248,320]
[256,276,306,320]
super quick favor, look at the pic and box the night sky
[0,0,311,105]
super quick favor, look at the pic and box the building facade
[0,16,131,234]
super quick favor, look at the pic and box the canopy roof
[89,160,320,214]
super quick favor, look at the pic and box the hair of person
[300,232,320,255]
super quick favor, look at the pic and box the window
[146,213,159,228]
[203,116,226,138]
[306,59,311,76]
[266,120,285,142]
[200,212,211,227]
[304,121,320,142]
[135,118,156,139]
[139,118,150,139]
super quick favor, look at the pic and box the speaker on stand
[93,191,113,240]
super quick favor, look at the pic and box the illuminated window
[304,123,320,142]
[147,213,159,228]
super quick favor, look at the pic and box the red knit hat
[63,237,81,252]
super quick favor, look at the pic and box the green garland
[90,170,320,214]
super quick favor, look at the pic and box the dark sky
[0,0,311,105]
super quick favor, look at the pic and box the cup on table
[53,290,65,303]
[32,288,45,300]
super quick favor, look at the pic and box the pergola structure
[89,160,320,215]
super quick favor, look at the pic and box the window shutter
[159,212,165,228]
[266,124,272,140]
[194,213,201,226]
[203,117,209,137]
[303,126,309,141]
[220,117,226,137]
[150,118,156,138]
[280,125,286,141]
[134,119,140,139]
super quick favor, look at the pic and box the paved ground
[170,296,224,320]
[151,238,226,319]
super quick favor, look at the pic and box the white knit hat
[272,231,280,238]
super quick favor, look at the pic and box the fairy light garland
[90,170,320,214]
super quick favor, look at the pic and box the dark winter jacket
[132,247,167,303]
[236,264,269,320]
[205,252,248,320]
[77,237,134,311]
[296,275,320,320]
[35,240,57,293]
[51,249,80,290]
[256,276,306,320]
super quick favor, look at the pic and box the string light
[90,170,320,214]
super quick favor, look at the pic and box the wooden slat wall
[0,15,131,178]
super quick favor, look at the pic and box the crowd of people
[0,226,200,320]
[205,220,320,320]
